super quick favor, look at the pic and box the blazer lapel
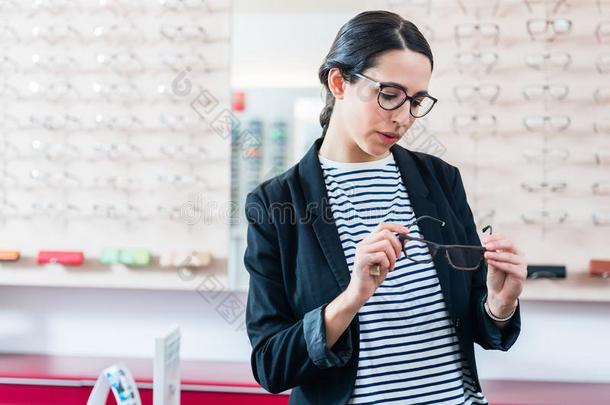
[298,137,351,291]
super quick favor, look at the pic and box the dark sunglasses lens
[446,247,483,270]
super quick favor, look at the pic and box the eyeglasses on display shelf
[29,114,84,132]
[593,118,610,134]
[452,114,498,137]
[454,23,500,47]
[523,147,569,165]
[31,53,79,74]
[596,53,610,74]
[455,51,499,74]
[159,113,206,132]
[396,215,494,271]
[522,83,569,101]
[93,175,135,191]
[0,55,18,74]
[94,142,142,160]
[453,83,501,104]
[593,87,610,104]
[156,173,207,188]
[593,211,610,226]
[158,0,230,14]
[31,139,80,160]
[29,169,81,188]
[31,24,84,45]
[91,81,143,104]
[526,18,572,42]
[27,0,81,16]
[92,22,146,44]
[386,0,432,16]
[595,21,610,44]
[0,25,19,43]
[521,180,567,194]
[525,51,572,71]
[160,52,228,74]
[598,0,610,13]
[96,50,146,76]
[594,149,610,165]
[592,181,610,195]
[523,0,569,14]
[456,0,501,17]
[0,82,21,100]
[94,114,145,132]
[520,210,568,225]
[159,144,209,160]
[28,80,82,103]
[159,24,229,44]
[522,115,571,133]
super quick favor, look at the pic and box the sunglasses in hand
[397,215,492,271]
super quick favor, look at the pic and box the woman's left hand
[482,234,528,318]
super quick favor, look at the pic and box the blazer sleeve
[450,167,521,351]
[243,191,353,394]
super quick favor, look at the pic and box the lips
[377,131,399,139]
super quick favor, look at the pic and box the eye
[380,91,398,100]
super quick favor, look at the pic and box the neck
[319,113,390,163]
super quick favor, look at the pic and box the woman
[243,10,527,405]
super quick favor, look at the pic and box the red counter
[0,353,608,405]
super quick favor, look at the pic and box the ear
[327,67,346,99]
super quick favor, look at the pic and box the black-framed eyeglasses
[354,73,438,118]
[396,215,493,271]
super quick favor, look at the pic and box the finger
[375,222,410,237]
[365,252,390,275]
[485,238,518,254]
[484,251,524,265]
[487,259,527,279]
[482,234,504,245]
[369,229,403,259]
[364,240,397,270]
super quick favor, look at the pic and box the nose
[391,102,414,127]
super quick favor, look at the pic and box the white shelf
[0,257,230,292]
[521,271,610,303]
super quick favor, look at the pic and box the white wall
[1,286,609,383]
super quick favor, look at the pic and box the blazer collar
[297,136,453,311]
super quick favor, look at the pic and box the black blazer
[243,136,521,404]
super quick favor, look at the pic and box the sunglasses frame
[396,215,493,271]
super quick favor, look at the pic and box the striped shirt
[318,151,488,405]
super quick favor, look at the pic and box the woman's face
[341,49,433,157]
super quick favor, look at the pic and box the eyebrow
[384,80,430,97]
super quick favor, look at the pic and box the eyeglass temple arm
[354,73,380,89]
[396,215,446,241]
[413,215,446,228]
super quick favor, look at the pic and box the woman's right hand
[346,222,409,307]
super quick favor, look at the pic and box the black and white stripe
[319,152,488,405]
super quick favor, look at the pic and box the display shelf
[0,256,229,291]
[520,270,610,303]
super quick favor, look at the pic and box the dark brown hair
[318,10,434,137]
